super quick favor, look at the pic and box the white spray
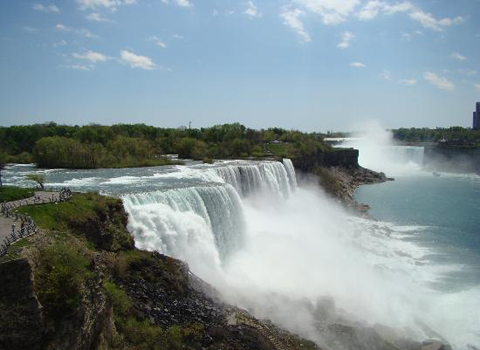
[123,158,479,349]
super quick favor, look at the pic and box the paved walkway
[0,191,59,243]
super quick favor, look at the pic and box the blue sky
[0,0,479,131]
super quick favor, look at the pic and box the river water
[345,139,480,349]
[3,154,479,349]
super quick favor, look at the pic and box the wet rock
[421,339,452,350]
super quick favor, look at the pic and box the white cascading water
[212,161,293,198]
[340,124,425,176]
[122,158,478,350]
[124,160,294,280]
[124,184,245,263]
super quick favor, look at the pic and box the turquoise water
[356,173,480,292]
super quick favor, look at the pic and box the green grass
[104,280,131,317]
[0,238,32,263]
[0,186,34,202]
[266,143,292,158]
[34,243,92,321]
[17,193,97,231]
[17,192,134,252]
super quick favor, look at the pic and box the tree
[26,174,45,190]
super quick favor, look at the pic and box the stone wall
[0,258,44,350]
[292,148,359,172]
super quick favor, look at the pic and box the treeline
[392,127,480,143]
[0,122,330,169]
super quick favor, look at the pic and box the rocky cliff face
[0,193,318,350]
[0,258,44,350]
[292,148,359,172]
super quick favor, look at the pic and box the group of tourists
[1,201,13,217]
[0,187,73,257]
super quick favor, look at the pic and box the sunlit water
[3,155,480,349]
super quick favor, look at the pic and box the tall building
[474,102,480,130]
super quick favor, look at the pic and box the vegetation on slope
[392,126,480,144]
[0,122,331,168]
[0,186,34,201]
[3,192,318,350]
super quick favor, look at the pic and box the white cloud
[55,23,67,31]
[55,24,98,38]
[161,0,168,3]
[280,7,311,43]
[86,12,113,22]
[350,62,366,68]
[148,36,167,49]
[398,78,417,85]
[53,39,67,48]
[120,50,156,70]
[381,69,392,81]
[245,1,261,17]
[172,33,184,39]
[409,10,464,31]
[358,0,414,20]
[174,0,192,8]
[424,72,455,91]
[337,31,354,49]
[458,69,477,76]
[78,28,98,38]
[33,4,60,13]
[451,52,467,61]
[357,1,463,32]
[23,26,39,33]
[76,0,136,12]
[73,50,109,63]
[295,0,361,25]
[212,9,219,16]
[401,32,411,41]
[64,64,93,71]
[475,84,480,92]
[356,1,383,20]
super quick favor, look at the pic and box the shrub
[123,318,164,350]
[103,280,131,317]
[0,186,33,201]
[34,243,91,321]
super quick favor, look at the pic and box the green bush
[103,280,131,317]
[123,318,164,350]
[0,186,34,201]
[35,243,91,321]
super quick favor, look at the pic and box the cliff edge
[0,193,318,350]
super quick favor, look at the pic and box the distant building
[473,102,480,130]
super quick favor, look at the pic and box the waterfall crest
[212,161,294,198]
[123,160,296,265]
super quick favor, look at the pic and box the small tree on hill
[26,174,45,190]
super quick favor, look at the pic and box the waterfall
[212,161,294,198]
[124,184,245,262]
[340,132,425,176]
[123,159,297,268]
[282,158,297,189]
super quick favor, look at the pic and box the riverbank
[309,165,389,215]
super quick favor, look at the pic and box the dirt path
[0,191,59,243]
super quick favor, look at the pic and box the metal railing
[0,189,72,258]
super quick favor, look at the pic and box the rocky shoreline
[306,165,389,216]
